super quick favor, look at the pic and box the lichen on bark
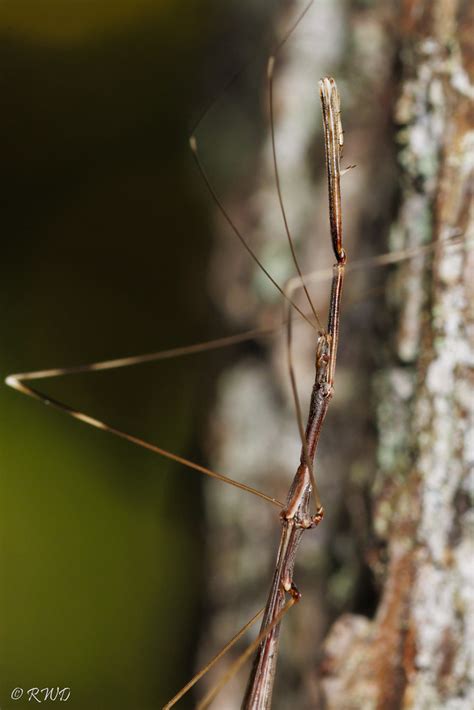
[321,2,474,708]
[195,1,471,708]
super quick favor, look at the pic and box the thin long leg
[163,607,265,709]
[5,376,284,509]
[6,232,465,385]
[197,595,298,710]
[6,234,465,385]
[267,55,322,331]
[283,232,466,295]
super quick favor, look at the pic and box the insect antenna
[189,136,316,330]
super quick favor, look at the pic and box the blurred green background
[0,2,277,708]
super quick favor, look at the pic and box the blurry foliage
[0,1,228,708]
[0,0,180,45]
[0,0,306,708]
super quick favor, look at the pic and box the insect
[2,2,468,709]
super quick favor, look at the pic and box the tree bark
[320,2,474,708]
[197,1,472,708]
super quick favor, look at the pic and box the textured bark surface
[197,1,472,708]
[321,1,474,708]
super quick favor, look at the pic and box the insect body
[4,4,469,708]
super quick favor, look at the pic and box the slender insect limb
[5,375,284,509]
[14,232,464,386]
[162,607,265,709]
[302,233,468,291]
[6,234,465,383]
[267,52,322,331]
[285,232,467,295]
[5,327,280,381]
[198,594,299,710]
[7,229,466,380]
